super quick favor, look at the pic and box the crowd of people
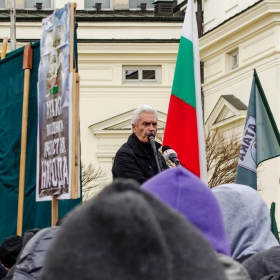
[0,105,279,279]
[1,172,280,280]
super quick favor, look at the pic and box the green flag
[235,69,280,190]
[270,202,279,242]
[0,38,81,244]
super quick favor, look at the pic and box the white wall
[203,0,261,33]
[200,0,280,222]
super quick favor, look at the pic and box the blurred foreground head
[0,235,22,269]
[212,183,279,261]
[142,165,231,256]
[41,179,226,280]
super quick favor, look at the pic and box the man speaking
[112,105,169,184]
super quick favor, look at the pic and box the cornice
[205,95,247,125]
[200,0,280,52]
[92,128,165,136]
[89,110,167,134]
[0,9,184,22]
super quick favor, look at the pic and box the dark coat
[261,274,280,280]
[0,265,7,280]
[243,246,280,280]
[11,227,59,280]
[3,229,40,280]
[112,133,169,184]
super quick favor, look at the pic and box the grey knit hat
[41,179,227,280]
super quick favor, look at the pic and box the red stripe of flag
[163,94,200,176]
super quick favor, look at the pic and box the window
[24,0,51,9]
[230,50,239,69]
[1,0,25,9]
[84,0,111,9]
[123,66,160,84]
[129,0,154,9]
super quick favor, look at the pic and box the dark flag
[235,69,280,190]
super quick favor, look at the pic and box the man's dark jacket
[8,227,59,280]
[112,133,169,184]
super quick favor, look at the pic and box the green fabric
[235,70,280,190]
[255,71,280,164]
[270,202,279,242]
[172,36,196,108]
[0,27,81,244]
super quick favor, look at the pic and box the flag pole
[17,44,33,236]
[10,0,16,50]
[52,195,58,226]
[1,37,8,59]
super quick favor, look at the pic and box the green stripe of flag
[172,36,196,109]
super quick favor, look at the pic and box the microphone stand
[148,134,161,174]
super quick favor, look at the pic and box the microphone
[148,132,155,142]
[148,133,161,173]
[162,146,180,166]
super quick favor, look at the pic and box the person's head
[41,179,227,280]
[142,165,231,256]
[0,235,23,269]
[212,183,279,260]
[131,105,158,143]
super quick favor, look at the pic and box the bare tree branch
[81,162,108,202]
[205,129,240,188]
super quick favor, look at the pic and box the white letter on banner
[41,160,46,189]
[60,137,66,154]
[57,156,63,188]
[63,156,68,185]
[237,116,257,173]
[51,158,58,187]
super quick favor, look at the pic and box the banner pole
[52,195,58,226]
[17,44,33,236]
[1,37,8,59]
[70,3,79,199]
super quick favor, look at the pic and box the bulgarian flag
[163,0,207,182]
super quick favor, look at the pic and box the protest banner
[36,3,80,224]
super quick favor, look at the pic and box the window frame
[129,0,154,10]
[84,0,112,10]
[2,0,54,10]
[0,0,5,9]
[122,66,161,84]
[230,50,239,69]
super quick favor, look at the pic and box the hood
[142,165,231,256]
[212,184,279,260]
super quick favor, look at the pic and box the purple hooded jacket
[142,165,231,256]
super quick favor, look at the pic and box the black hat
[41,179,227,280]
[0,235,23,268]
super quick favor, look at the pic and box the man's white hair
[131,105,158,125]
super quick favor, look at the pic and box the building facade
[201,0,280,215]
[1,0,280,221]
